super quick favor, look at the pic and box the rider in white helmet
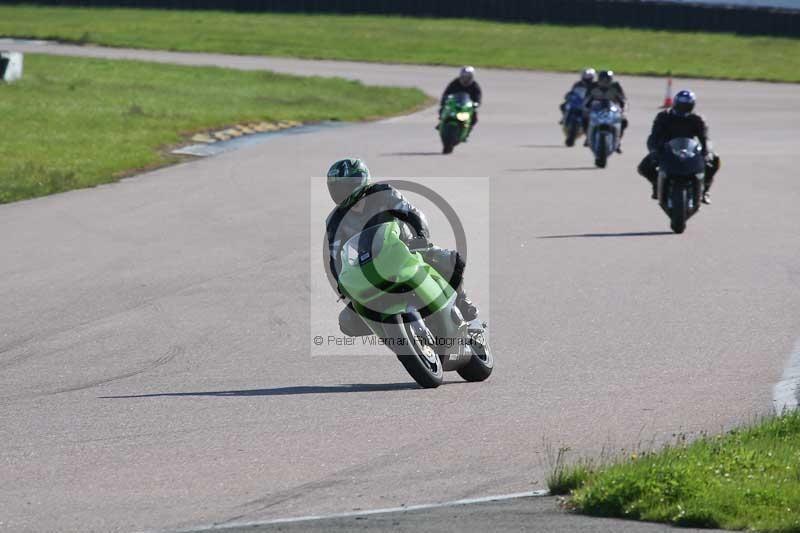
[439,66,483,135]
[559,68,596,123]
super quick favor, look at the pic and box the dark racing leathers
[326,183,474,337]
[584,82,628,141]
[440,78,482,127]
[637,110,720,195]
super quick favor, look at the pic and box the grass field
[2,6,800,82]
[550,411,800,532]
[0,54,428,203]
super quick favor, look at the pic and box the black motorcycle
[657,138,706,234]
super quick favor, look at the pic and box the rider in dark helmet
[439,66,482,135]
[325,158,478,337]
[637,90,720,204]
[583,70,628,151]
[559,68,596,122]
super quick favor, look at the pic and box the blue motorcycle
[561,90,586,147]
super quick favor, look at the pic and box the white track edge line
[150,489,550,532]
[773,338,800,413]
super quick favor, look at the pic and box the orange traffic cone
[661,73,673,109]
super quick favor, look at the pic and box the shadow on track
[506,167,596,172]
[518,144,565,149]
[539,231,673,239]
[100,382,420,399]
[381,151,442,157]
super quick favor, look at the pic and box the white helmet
[581,68,596,83]
[459,66,475,86]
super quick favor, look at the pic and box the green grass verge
[2,6,800,82]
[551,411,800,532]
[546,446,594,496]
[0,54,428,203]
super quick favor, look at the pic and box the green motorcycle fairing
[338,221,454,320]
[439,92,475,141]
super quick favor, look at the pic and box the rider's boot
[702,175,714,205]
[456,290,478,322]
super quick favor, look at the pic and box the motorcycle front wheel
[670,185,688,234]
[594,134,607,168]
[565,122,578,147]
[441,122,460,155]
[457,329,494,382]
[396,321,444,388]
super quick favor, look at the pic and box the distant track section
[0,0,797,37]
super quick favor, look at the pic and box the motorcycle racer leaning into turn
[637,90,721,204]
[559,67,597,124]
[438,66,482,136]
[583,70,628,152]
[325,158,478,337]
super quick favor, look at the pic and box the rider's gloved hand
[408,235,430,250]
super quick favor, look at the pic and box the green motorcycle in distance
[338,221,493,388]
[439,92,476,154]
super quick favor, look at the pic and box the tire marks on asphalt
[47,344,185,396]
[0,344,184,402]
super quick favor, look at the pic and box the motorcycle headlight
[456,112,471,122]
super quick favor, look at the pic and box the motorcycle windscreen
[661,137,705,176]
[590,101,621,124]
[566,91,584,109]
[450,91,473,107]
[571,86,587,99]
[443,92,473,120]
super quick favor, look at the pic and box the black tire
[441,122,460,155]
[670,185,688,234]
[565,122,578,147]
[457,329,494,382]
[595,134,607,168]
[396,322,443,388]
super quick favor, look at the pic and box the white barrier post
[0,52,24,82]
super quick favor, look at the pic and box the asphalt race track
[1,42,799,532]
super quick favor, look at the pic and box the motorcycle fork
[657,171,668,206]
